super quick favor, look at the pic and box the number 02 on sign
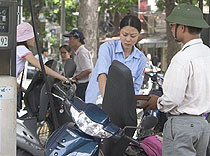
[0,36,8,47]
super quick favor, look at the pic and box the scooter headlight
[70,106,112,138]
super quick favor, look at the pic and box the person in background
[85,15,147,104]
[63,30,93,101]
[143,3,210,156]
[35,47,49,64]
[145,53,154,72]
[151,56,160,68]
[16,22,68,82]
[58,45,72,75]
[145,54,161,73]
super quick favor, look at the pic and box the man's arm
[72,69,92,81]
[144,57,188,112]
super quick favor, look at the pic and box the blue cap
[63,29,85,44]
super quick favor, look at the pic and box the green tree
[20,0,78,52]
[156,0,202,12]
[44,0,78,31]
[99,0,138,13]
[99,0,138,36]
[20,0,46,51]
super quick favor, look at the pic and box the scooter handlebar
[111,128,141,146]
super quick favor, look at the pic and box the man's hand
[68,77,77,83]
[142,94,159,110]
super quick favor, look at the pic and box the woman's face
[120,26,139,50]
[60,47,71,61]
[27,37,35,48]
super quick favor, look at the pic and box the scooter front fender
[46,123,100,156]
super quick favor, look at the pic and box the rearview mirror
[141,115,158,130]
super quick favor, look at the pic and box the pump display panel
[0,7,9,33]
[0,7,9,47]
[0,1,17,76]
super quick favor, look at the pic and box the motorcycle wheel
[17,148,33,156]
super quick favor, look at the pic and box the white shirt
[35,54,48,64]
[73,45,93,83]
[157,39,210,115]
[16,45,32,77]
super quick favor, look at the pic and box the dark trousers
[76,82,88,101]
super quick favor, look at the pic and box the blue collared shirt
[85,40,147,104]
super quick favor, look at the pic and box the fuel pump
[0,0,17,156]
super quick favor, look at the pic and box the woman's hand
[61,77,77,85]
[96,95,103,105]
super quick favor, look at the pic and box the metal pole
[29,0,59,129]
[17,0,23,24]
[60,0,65,45]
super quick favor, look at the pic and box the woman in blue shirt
[85,15,147,104]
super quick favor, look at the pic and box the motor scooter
[46,60,159,156]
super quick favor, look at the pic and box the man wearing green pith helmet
[142,3,210,156]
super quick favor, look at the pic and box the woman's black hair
[17,41,29,49]
[59,45,71,53]
[120,15,141,33]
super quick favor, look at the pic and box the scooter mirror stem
[122,125,141,132]
[124,135,141,146]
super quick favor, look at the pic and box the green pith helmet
[166,3,209,28]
